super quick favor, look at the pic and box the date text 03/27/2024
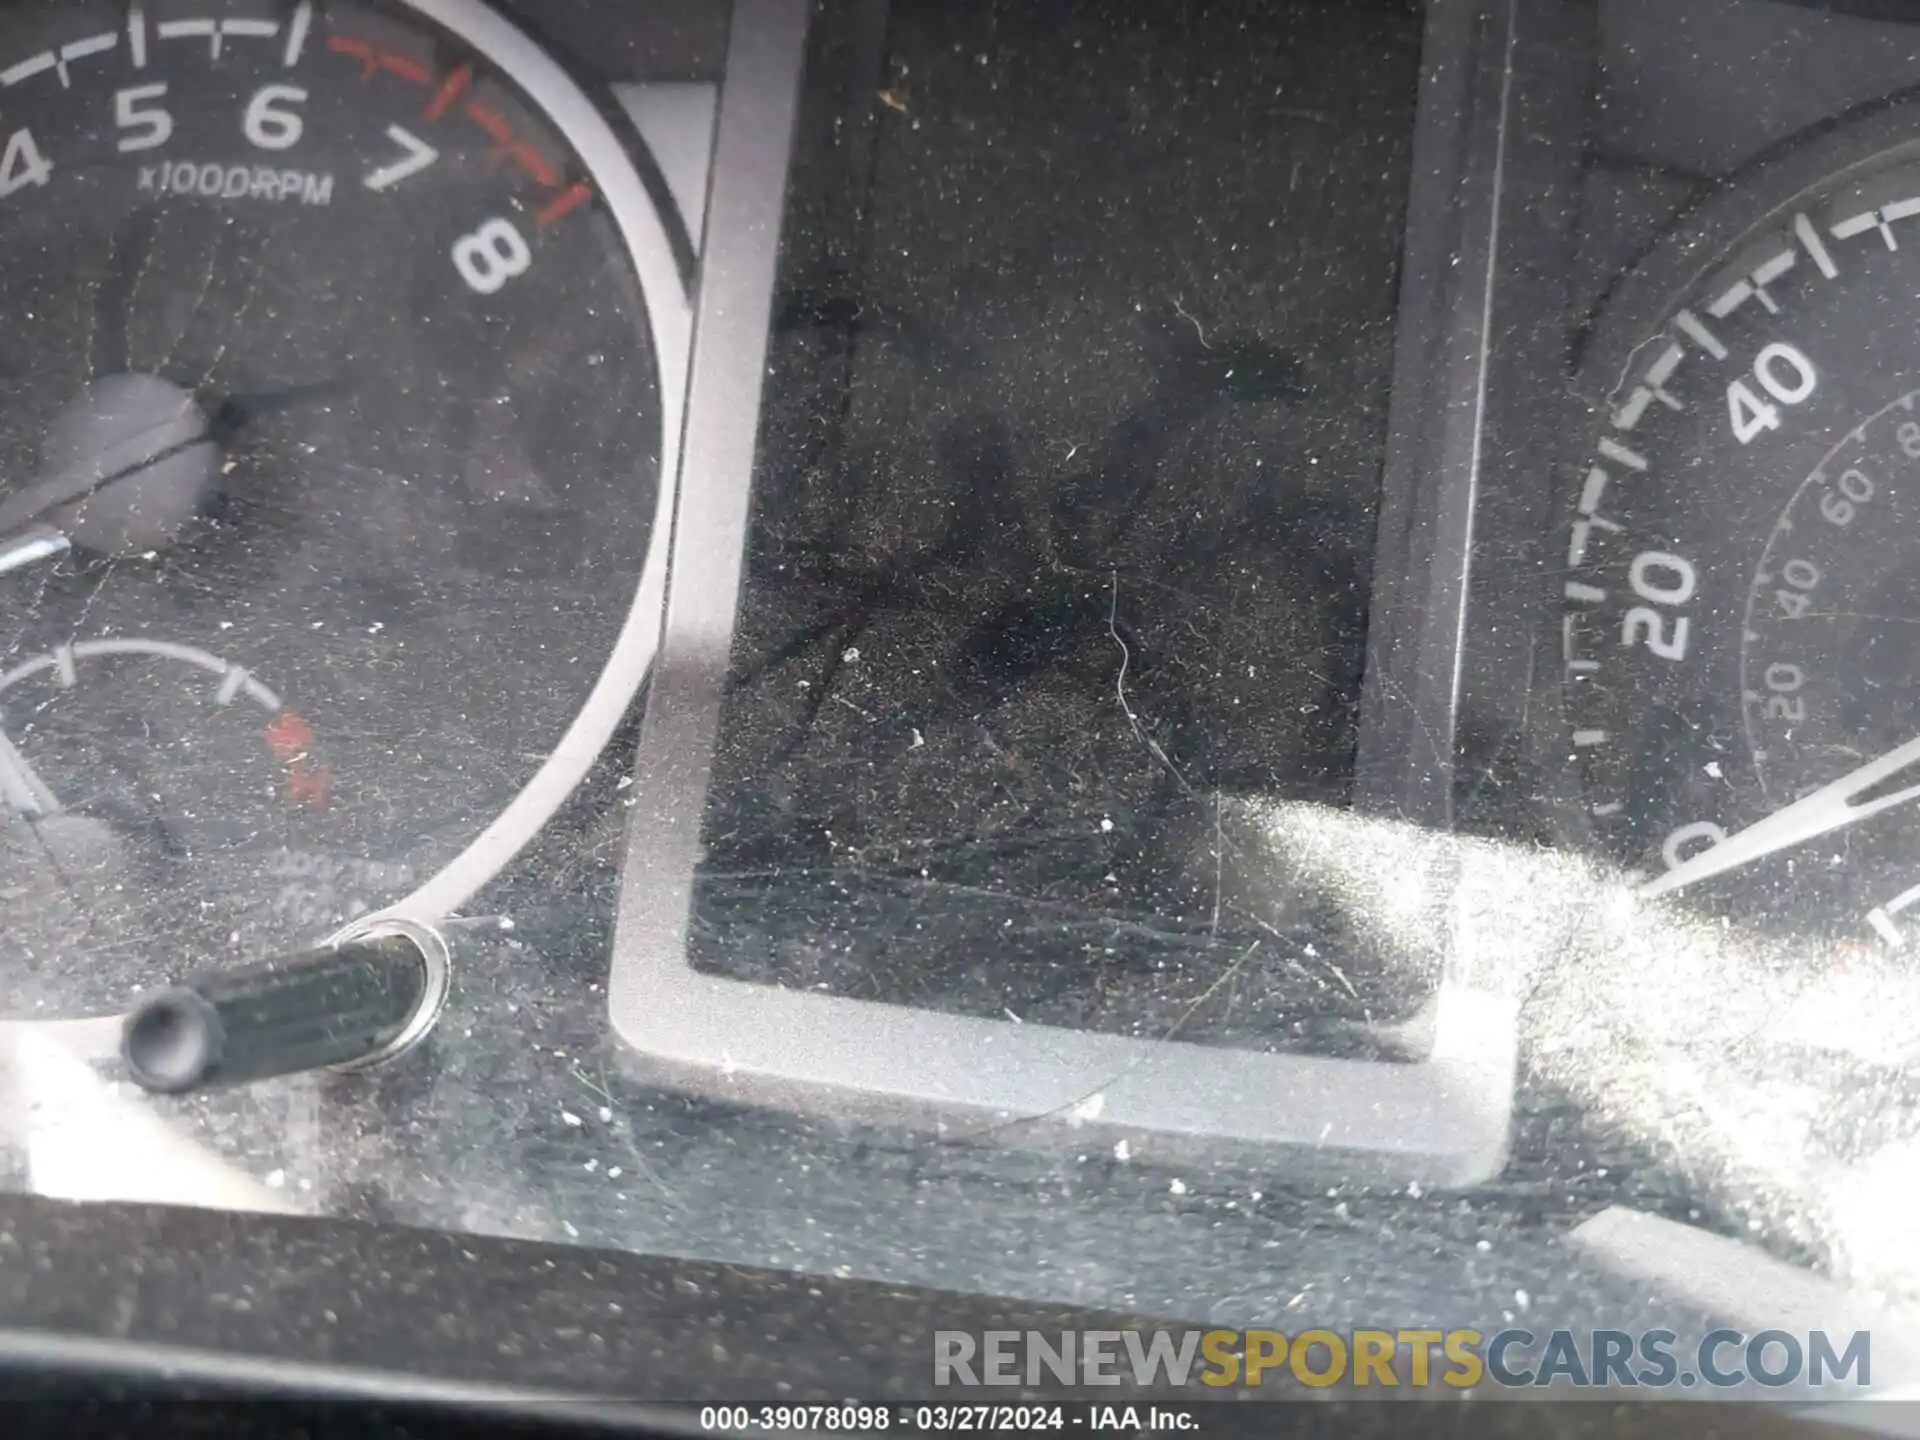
[697,1405,1190,1433]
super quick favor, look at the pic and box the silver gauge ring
[322,914,453,1072]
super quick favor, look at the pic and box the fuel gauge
[0,634,325,828]
[0,635,333,1005]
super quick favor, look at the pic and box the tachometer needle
[0,525,72,577]
[0,391,209,537]
[0,727,60,819]
[1640,734,1920,898]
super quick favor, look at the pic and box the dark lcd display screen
[688,0,1429,1056]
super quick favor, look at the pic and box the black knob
[122,919,450,1093]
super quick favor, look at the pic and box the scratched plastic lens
[0,0,674,1012]
[1558,110,1920,948]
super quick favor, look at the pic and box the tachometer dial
[0,0,687,1009]
[1561,107,1920,948]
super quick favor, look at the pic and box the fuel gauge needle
[0,727,60,819]
[1640,734,1920,898]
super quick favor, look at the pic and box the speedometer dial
[0,0,686,1011]
[1562,107,1920,947]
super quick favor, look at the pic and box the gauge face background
[0,0,682,1010]
[1560,108,1920,949]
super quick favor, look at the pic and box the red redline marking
[464,99,511,146]
[264,710,316,761]
[536,181,591,228]
[464,101,555,185]
[287,761,331,810]
[327,34,379,81]
[508,143,558,188]
[423,61,470,119]
[329,35,429,86]
[330,36,581,224]
[379,52,430,86]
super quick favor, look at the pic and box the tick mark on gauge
[1795,212,1839,278]
[215,665,251,707]
[536,181,591,228]
[1614,352,1684,430]
[1832,210,1882,243]
[328,34,428,86]
[1567,521,1594,566]
[381,53,430,86]
[1832,202,1920,251]
[4,32,122,89]
[66,37,118,89]
[424,62,471,120]
[507,143,556,187]
[0,52,56,88]
[1573,729,1609,747]
[1750,249,1796,311]
[128,1,148,68]
[284,1,313,67]
[1562,613,1598,670]
[1613,386,1654,431]
[156,18,220,59]
[1644,343,1684,403]
[329,33,377,78]
[463,101,554,184]
[1674,309,1728,361]
[1868,200,1920,256]
[1708,279,1755,319]
[465,100,511,146]
[1565,581,1607,603]
[1597,437,1647,471]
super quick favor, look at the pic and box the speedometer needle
[0,377,346,545]
[1640,735,1920,897]
[0,727,60,819]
